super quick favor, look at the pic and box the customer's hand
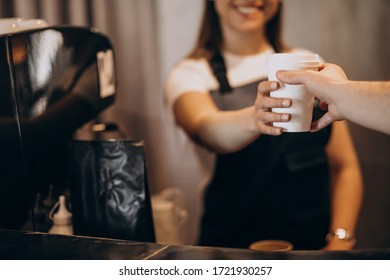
[255,81,291,135]
[276,63,349,131]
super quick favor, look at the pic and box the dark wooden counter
[0,229,389,260]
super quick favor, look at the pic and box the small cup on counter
[249,239,293,252]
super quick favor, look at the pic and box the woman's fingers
[255,110,290,123]
[256,81,291,110]
[256,122,284,136]
[258,80,280,91]
[255,109,290,136]
[255,80,291,135]
[255,96,291,110]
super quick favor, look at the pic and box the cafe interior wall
[1,0,389,249]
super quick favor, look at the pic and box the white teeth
[236,6,258,15]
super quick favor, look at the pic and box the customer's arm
[276,64,390,134]
[323,121,363,250]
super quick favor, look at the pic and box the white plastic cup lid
[267,53,321,68]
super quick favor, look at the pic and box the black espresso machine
[0,25,116,230]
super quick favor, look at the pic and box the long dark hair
[189,0,287,59]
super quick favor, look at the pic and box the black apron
[199,53,331,250]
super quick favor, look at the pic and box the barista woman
[165,0,363,250]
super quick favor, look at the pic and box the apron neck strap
[208,52,232,94]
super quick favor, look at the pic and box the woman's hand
[255,81,291,135]
[322,238,355,251]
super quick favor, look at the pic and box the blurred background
[1,0,389,248]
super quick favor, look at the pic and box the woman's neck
[222,29,270,55]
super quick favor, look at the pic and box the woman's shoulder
[166,56,215,88]
[164,56,218,107]
[170,57,210,74]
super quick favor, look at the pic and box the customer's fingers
[276,69,316,85]
[310,112,335,132]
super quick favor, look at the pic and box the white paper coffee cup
[267,53,321,132]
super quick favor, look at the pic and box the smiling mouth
[233,4,264,15]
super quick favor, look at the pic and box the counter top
[0,230,389,260]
